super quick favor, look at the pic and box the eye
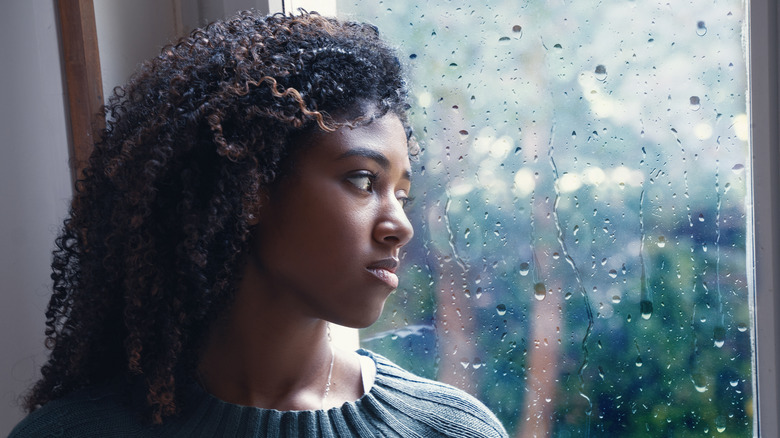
[397,192,414,209]
[346,171,377,192]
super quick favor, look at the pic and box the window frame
[749,0,780,436]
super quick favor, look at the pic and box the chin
[333,302,386,329]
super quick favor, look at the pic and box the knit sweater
[10,350,508,437]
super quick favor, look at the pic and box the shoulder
[9,382,154,438]
[359,349,509,438]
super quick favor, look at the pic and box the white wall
[94,0,179,96]
[0,1,73,434]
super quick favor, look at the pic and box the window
[335,0,777,435]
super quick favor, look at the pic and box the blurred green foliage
[340,0,752,436]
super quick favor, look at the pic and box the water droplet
[459,129,469,137]
[635,355,643,367]
[594,64,607,81]
[409,53,417,59]
[598,366,605,379]
[612,295,621,304]
[689,95,701,110]
[496,304,507,316]
[573,225,580,235]
[715,416,726,433]
[571,131,577,139]
[702,242,708,252]
[713,325,726,348]
[698,213,705,222]
[460,359,470,369]
[449,62,458,69]
[512,25,522,36]
[534,283,547,301]
[498,36,510,44]
[656,236,667,248]
[737,322,748,332]
[519,262,530,276]
[692,373,709,392]
[627,314,632,323]
[640,299,653,320]
[601,258,608,266]
[696,20,707,36]
[731,163,745,174]
[621,264,627,275]
[464,228,470,238]
[608,269,618,279]
[729,379,739,387]
[552,252,560,260]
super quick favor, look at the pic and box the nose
[373,199,414,249]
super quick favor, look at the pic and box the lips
[367,258,399,288]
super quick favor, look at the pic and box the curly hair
[24,10,408,423]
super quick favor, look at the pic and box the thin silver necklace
[321,324,335,409]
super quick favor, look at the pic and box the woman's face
[249,113,414,328]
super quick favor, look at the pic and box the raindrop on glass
[635,355,643,367]
[640,299,653,320]
[692,373,709,392]
[737,322,748,332]
[696,20,707,36]
[552,252,560,260]
[656,236,667,248]
[731,163,745,174]
[519,262,530,276]
[464,227,470,238]
[594,64,607,81]
[512,24,522,37]
[713,325,726,348]
[534,283,547,301]
[612,295,621,304]
[689,95,701,110]
[498,36,510,44]
[698,213,705,222]
[459,129,469,137]
[496,304,507,316]
[715,416,726,433]
[608,269,618,279]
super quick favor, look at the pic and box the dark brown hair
[25,10,408,423]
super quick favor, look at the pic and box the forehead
[300,114,411,170]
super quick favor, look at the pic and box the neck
[197,262,333,410]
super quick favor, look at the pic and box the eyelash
[346,171,413,209]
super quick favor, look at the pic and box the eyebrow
[338,148,412,181]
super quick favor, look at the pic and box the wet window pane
[340,1,752,435]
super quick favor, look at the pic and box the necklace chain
[322,323,335,409]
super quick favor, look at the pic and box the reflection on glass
[339,1,752,435]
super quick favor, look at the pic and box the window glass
[339,1,752,435]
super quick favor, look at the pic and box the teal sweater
[10,350,508,437]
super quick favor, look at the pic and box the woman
[11,11,507,437]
